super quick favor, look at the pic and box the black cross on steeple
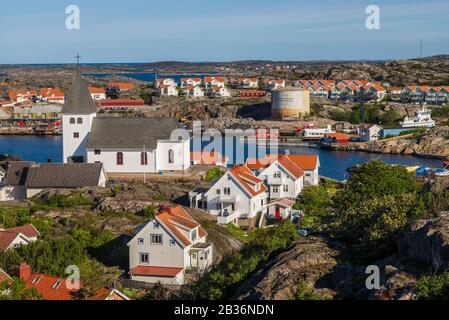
[75,53,81,67]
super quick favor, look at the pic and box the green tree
[0,278,43,300]
[381,110,401,127]
[330,161,425,258]
[295,186,331,228]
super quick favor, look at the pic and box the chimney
[14,262,32,280]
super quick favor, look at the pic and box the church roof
[62,69,97,115]
[85,117,182,150]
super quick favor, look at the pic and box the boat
[400,107,436,128]
[434,161,449,177]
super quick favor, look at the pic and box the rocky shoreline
[330,127,449,160]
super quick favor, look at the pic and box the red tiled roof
[88,86,105,94]
[6,224,40,239]
[325,133,350,140]
[156,206,207,246]
[39,87,64,98]
[0,231,21,251]
[109,82,135,90]
[229,165,267,197]
[285,154,319,171]
[268,198,295,208]
[129,266,183,277]
[204,76,225,83]
[0,269,12,284]
[8,90,38,101]
[278,155,304,179]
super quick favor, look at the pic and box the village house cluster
[156,76,231,98]
[295,79,387,101]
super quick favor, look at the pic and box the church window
[168,149,174,164]
[117,152,124,165]
[77,117,83,124]
[141,152,148,165]
[69,117,75,124]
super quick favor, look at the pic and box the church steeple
[62,68,97,115]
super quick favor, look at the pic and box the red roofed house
[39,88,65,104]
[255,154,305,200]
[238,77,259,89]
[263,79,286,91]
[95,99,145,110]
[266,198,297,220]
[155,78,177,89]
[0,224,40,252]
[8,90,38,103]
[180,78,202,88]
[108,82,135,91]
[10,262,130,300]
[88,86,106,100]
[189,165,268,225]
[127,205,213,285]
[321,132,350,146]
[204,76,225,89]
[185,85,205,97]
[246,154,320,186]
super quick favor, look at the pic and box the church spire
[62,68,97,115]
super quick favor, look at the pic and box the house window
[274,172,281,178]
[224,187,231,195]
[151,234,163,245]
[216,189,221,195]
[141,152,148,165]
[283,185,289,192]
[73,132,79,138]
[69,117,75,124]
[169,239,176,246]
[138,238,144,245]
[261,199,264,206]
[139,253,149,264]
[168,149,174,164]
[272,186,279,193]
[191,229,197,241]
[77,117,83,124]
[94,149,101,155]
[116,152,123,165]
[153,221,159,228]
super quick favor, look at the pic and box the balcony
[267,177,286,185]
[217,210,240,225]
[218,195,237,203]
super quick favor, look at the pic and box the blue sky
[0,0,448,64]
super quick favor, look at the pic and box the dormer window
[255,184,260,191]
[191,229,197,241]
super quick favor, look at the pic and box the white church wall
[87,149,157,173]
[62,113,96,163]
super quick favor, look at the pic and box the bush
[191,222,298,300]
[205,167,225,182]
[418,273,449,300]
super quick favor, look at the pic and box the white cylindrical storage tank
[271,88,310,118]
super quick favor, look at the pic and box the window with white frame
[169,239,176,246]
[283,185,289,192]
[139,253,149,264]
[224,187,231,195]
[138,238,144,245]
[151,234,163,245]
[272,186,279,193]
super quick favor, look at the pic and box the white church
[62,70,191,174]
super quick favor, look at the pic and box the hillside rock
[232,237,340,300]
[397,212,449,272]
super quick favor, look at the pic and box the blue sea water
[83,72,213,83]
[0,135,444,181]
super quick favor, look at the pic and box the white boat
[400,107,435,128]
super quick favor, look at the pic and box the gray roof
[86,117,182,150]
[1,162,103,188]
[62,70,97,115]
[1,162,34,186]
